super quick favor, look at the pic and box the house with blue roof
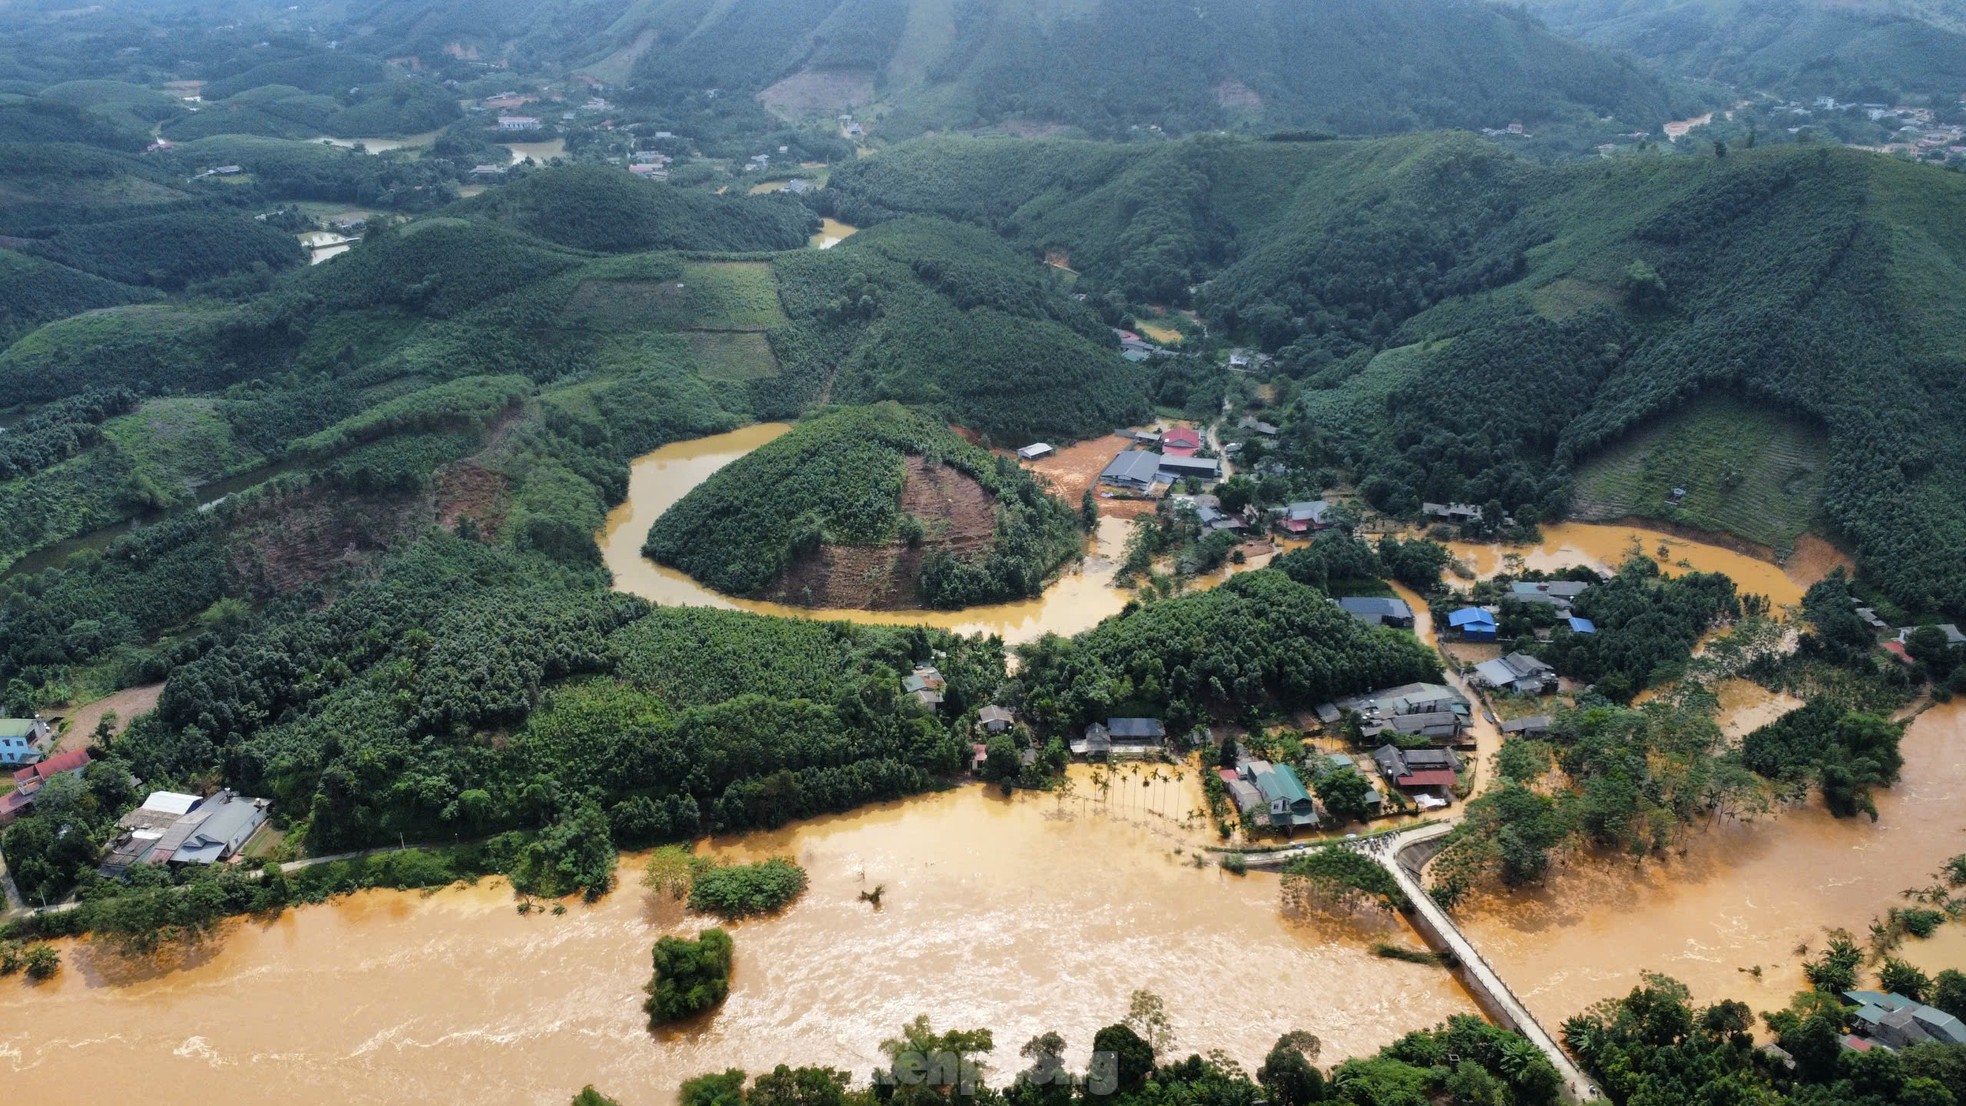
[1447,607,1498,642]
[1567,616,1597,634]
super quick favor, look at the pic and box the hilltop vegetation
[452,166,818,253]
[1519,0,1966,102]
[831,132,1966,617]
[646,404,1083,610]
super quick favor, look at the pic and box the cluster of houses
[902,664,946,710]
[1312,681,1479,809]
[1098,430,1224,495]
[97,789,271,878]
[1839,990,1966,1053]
[1219,758,1324,830]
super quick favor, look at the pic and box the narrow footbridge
[1374,823,1607,1103]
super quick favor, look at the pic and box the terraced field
[1570,395,1827,554]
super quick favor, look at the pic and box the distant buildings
[1322,682,1474,746]
[498,115,543,131]
[1508,580,1590,612]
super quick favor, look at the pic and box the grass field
[1300,339,1444,429]
[1570,395,1827,553]
[560,261,787,332]
[686,331,780,380]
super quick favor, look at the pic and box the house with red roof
[1159,426,1202,458]
[0,748,90,825]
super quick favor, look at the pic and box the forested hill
[608,0,1682,136]
[1515,0,1966,102]
[210,0,1688,139]
[827,132,1966,616]
[645,404,1084,610]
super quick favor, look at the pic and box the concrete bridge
[1374,822,1606,1103]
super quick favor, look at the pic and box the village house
[1156,454,1221,484]
[1248,762,1319,829]
[1566,616,1598,635]
[902,665,946,710]
[1842,990,1966,1051]
[1220,767,1264,817]
[1099,450,1162,492]
[1277,500,1333,535]
[1447,606,1499,641]
[1323,682,1472,738]
[977,705,1016,734]
[1192,503,1246,533]
[1372,745,1461,809]
[1387,711,1467,745]
[0,716,52,765]
[138,790,271,867]
[0,748,91,825]
[1159,427,1202,457]
[99,791,202,878]
[1319,752,1386,815]
[1473,652,1558,695]
[1236,415,1278,437]
[1897,623,1966,647]
[1508,580,1590,612]
[497,115,543,131]
[1336,596,1415,629]
[1072,717,1165,759]
[1015,443,1054,461]
[1422,502,1483,524]
[783,178,817,195]
[1499,715,1553,739]
[470,164,508,178]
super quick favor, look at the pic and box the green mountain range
[1517,0,1966,101]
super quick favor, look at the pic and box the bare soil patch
[759,69,877,119]
[762,458,998,610]
[435,460,510,539]
[1215,79,1263,110]
[1018,434,1159,520]
[49,683,164,752]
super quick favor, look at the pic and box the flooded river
[0,783,1472,1105]
[1462,701,1966,1025]
[599,425,1214,644]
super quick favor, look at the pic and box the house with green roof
[0,717,51,766]
[1253,764,1319,830]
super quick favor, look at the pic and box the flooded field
[1444,522,1848,609]
[311,130,443,153]
[0,783,1473,1106]
[1461,701,1966,1025]
[506,138,567,164]
[811,218,858,249]
[297,230,355,264]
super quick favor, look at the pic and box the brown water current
[0,784,1473,1105]
[1460,702,1966,1026]
[596,425,1272,644]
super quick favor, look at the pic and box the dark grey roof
[1156,455,1220,477]
[1337,596,1413,624]
[1499,715,1552,735]
[1100,451,1162,485]
[1107,717,1165,740]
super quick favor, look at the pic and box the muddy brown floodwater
[0,781,1474,1105]
[597,425,1275,644]
[1461,702,1966,1026]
